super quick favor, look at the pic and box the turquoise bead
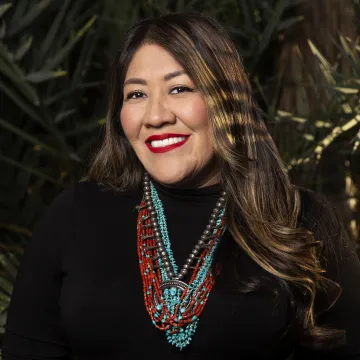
[148,182,227,350]
[170,287,177,296]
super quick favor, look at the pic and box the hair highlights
[86,12,345,349]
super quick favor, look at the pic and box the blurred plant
[274,36,360,166]
[102,0,306,76]
[0,0,105,337]
[271,34,360,248]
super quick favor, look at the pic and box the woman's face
[120,43,219,188]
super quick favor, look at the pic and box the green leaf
[339,34,358,65]
[276,110,307,124]
[0,253,18,280]
[334,86,359,94]
[227,26,250,39]
[54,109,77,124]
[0,83,79,162]
[0,223,32,237]
[286,153,313,170]
[237,0,255,32]
[6,252,20,268]
[254,0,290,63]
[0,43,15,70]
[352,129,360,154]
[0,63,78,164]
[8,0,53,37]
[314,115,360,161]
[0,292,11,304]
[0,117,71,160]
[0,277,13,296]
[0,3,12,19]
[10,0,28,30]
[44,15,97,71]
[0,152,65,186]
[26,70,67,83]
[71,26,96,87]
[65,118,105,137]
[0,81,48,129]
[308,40,336,84]
[44,81,105,106]
[0,299,11,313]
[277,15,304,31]
[44,89,75,106]
[315,121,332,129]
[303,133,315,141]
[14,36,33,61]
[176,0,185,12]
[0,57,40,105]
[0,18,6,39]
[39,0,72,63]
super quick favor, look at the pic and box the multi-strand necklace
[136,172,227,350]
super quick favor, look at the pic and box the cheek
[190,100,214,154]
[178,97,209,129]
[120,107,137,140]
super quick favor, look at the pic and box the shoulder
[37,181,141,230]
[35,180,141,236]
[51,180,140,209]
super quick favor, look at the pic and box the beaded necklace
[136,173,227,350]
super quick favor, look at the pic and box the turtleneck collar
[150,178,223,203]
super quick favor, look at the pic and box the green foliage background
[0,0,359,349]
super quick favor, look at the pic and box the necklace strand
[137,173,227,350]
[142,172,227,280]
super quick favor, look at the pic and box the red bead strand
[137,201,225,333]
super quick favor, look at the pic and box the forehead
[125,43,183,78]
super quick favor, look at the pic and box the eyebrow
[123,70,187,86]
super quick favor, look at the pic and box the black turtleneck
[2,181,360,359]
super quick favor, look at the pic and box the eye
[125,91,145,100]
[170,86,194,94]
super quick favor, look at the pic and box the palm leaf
[7,0,53,37]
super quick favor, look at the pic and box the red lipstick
[146,133,190,153]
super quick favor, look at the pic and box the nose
[143,96,176,128]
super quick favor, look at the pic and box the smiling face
[120,43,219,188]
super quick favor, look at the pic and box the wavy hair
[86,12,345,349]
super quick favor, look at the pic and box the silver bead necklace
[141,172,227,283]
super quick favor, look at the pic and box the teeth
[150,137,186,148]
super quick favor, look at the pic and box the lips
[146,133,190,142]
[146,133,190,154]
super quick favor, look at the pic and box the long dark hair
[86,12,345,349]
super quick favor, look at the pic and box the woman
[2,12,360,360]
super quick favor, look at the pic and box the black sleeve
[293,189,360,359]
[1,185,75,359]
